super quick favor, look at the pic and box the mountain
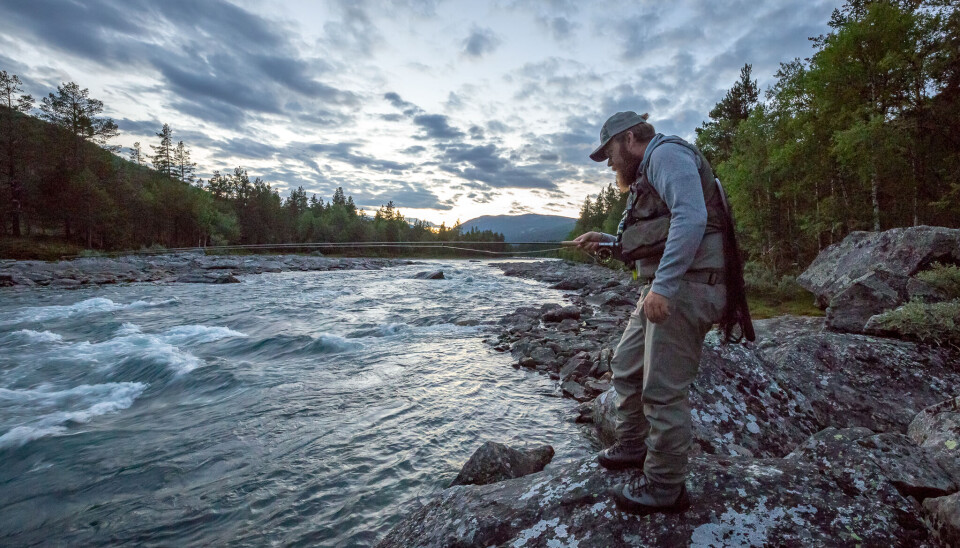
[460,214,577,243]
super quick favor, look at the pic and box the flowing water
[0,259,593,547]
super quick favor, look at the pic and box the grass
[0,236,85,261]
[747,293,823,319]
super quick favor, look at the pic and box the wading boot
[597,441,647,470]
[610,473,691,516]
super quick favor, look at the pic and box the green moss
[916,262,960,299]
[871,299,960,348]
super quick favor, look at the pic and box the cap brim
[589,141,608,162]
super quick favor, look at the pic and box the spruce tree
[150,124,174,177]
[173,140,197,183]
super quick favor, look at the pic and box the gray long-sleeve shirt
[608,134,724,298]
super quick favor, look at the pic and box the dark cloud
[440,144,558,190]
[308,142,414,173]
[413,114,465,140]
[401,145,427,155]
[353,182,455,211]
[0,0,357,130]
[462,26,501,57]
[384,92,423,116]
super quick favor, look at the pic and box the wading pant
[610,279,726,485]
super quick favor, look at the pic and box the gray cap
[589,111,647,162]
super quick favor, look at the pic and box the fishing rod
[77,240,606,259]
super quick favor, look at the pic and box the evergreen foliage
[0,78,504,253]
[570,0,960,276]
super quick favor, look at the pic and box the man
[573,111,727,515]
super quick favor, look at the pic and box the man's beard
[615,150,643,192]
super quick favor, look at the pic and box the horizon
[1,0,836,227]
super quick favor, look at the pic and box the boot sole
[609,487,691,516]
[597,455,646,470]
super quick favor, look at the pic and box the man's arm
[646,144,708,300]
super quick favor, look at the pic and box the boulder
[542,305,580,323]
[560,380,589,401]
[923,492,960,547]
[798,226,960,308]
[587,316,960,459]
[450,442,554,487]
[908,396,960,484]
[413,270,445,280]
[825,269,908,333]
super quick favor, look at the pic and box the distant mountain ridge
[460,214,577,243]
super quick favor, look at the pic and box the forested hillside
[570,0,960,275]
[0,77,502,254]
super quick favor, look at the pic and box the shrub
[870,299,960,348]
[916,262,960,299]
[743,262,809,303]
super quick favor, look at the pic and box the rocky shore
[381,226,960,547]
[0,252,407,287]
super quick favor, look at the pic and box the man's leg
[600,285,651,469]
[641,280,722,484]
[611,280,725,513]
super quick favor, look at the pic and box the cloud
[440,144,558,190]
[353,182,455,211]
[384,92,423,116]
[413,114,465,140]
[462,26,501,57]
[308,142,414,173]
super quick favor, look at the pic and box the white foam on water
[8,297,176,324]
[68,324,246,375]
[159,325,248,346]
[11,330,64,343]
[0,382,146,448]
[308,333,360,353]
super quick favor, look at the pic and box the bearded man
[573,111,727,515]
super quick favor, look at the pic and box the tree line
[570,0,960,274]
[0,73,503,252]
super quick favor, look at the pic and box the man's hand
[572,231,612,252]
[643,291,671,323]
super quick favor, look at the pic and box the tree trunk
[871,170,881,231]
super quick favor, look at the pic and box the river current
[0,259,593,546]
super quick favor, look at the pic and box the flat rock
[450,442,554,487]
[380,448,930,547]
[923,491,960,547]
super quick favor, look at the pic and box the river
[0,259,593,547]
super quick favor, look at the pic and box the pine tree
[39,81,118,156]
[173,140,197,183]
[0,70,35,236]
[695,64,759,166]
[150,124,174,177]
[129,142,143,166]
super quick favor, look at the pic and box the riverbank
[377,246,960,546]
[0,252,410,287]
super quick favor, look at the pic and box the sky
[0,0,838,226]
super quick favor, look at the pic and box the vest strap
[638,269,725,286]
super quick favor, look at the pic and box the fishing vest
[617,136,726,264]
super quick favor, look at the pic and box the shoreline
[0,252,419,288]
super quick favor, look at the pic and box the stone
[413,270,445,279]
[786,428,957,501]
[923,492,960,547]
[798,225,960,308]
[380,450,930,547]
[449,441,554,487]
[908,396,960,485]
[907,277,950,303]
[825,269,908,333]
[174,272,240,284]
[542,305,580,323]
[559,351,593,381]
[560,380,589,402]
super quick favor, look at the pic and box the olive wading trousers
[611,279,726,485]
